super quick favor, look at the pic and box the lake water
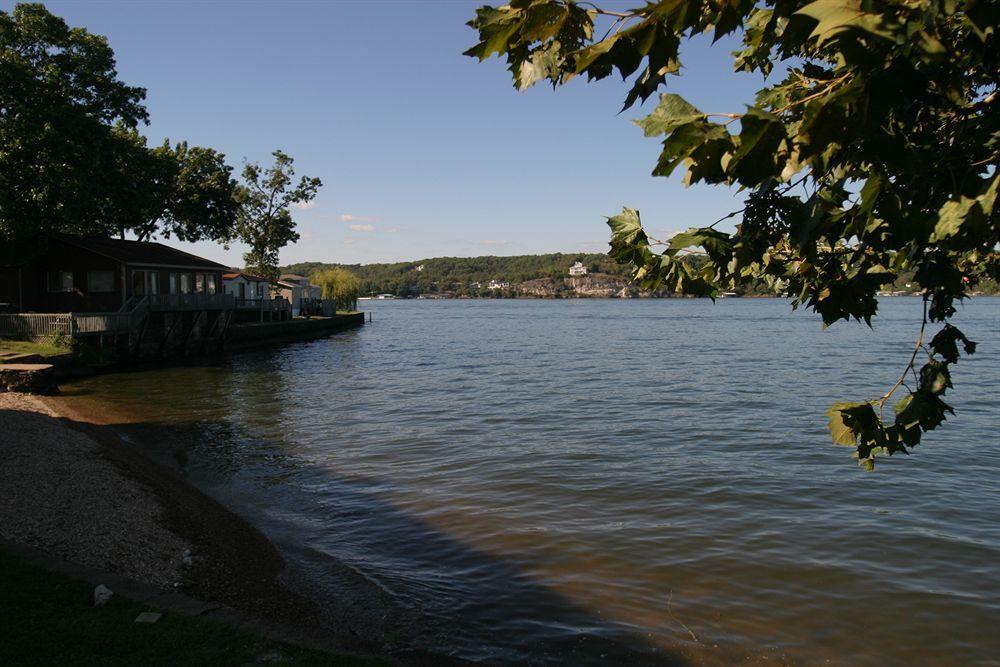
[63,298,999,665]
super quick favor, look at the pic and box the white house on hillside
[488,279,510,290]
[569,261,588,276]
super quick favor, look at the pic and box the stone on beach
[93,584,114,607]
[133,611,162,624]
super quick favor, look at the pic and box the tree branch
[877,294,928,419]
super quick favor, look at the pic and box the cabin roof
[223,270,269,282]
[54,234,229,270]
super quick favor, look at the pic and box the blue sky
[12,1,768,267]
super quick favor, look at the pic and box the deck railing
[0,313,72,340]
[147,293,235,311]
[234,297,290,312]
[2,293,260,340]
[72,312,136,334]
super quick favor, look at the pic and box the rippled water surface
[64,298,999,664]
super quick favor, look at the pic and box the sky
[9,0,769,267]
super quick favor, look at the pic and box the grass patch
[0,549,382,666]
[0,338,69,359]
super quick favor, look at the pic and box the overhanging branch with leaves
[466,0,998,470]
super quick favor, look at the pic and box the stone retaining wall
[226,313,364,349]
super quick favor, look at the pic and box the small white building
[223,270,269,301]
[569,261,588,276]
[488,279,510,290]
[275,274,322,316]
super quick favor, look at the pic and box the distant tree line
[282,253,786,298]
[284,252,1000,299]
[283,253,623,297]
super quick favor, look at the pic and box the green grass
[0,549,382,666]
[0,338,70,359]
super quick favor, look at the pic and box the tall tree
[0,3,148,259]
[314,267,361,311]
[115,131,240,244]
[1,3,241,258]
[232,151,321,284]
[466,0,999,470]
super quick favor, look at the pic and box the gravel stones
[0,392,190,589]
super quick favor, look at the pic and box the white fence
[72,313,135,334]
[0,313,72,340]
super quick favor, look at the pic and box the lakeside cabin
[0,234,299,353]
[568,261,588,276]
[0,233,229,313]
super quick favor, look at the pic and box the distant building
[415,264,425,272]
[223,271,269,302]
[276,273,322,316]
[569,261,588,276]
[488,279,510,290]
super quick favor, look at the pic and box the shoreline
[0,390,463,665]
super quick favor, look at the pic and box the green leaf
[727,107,786,186]
[930,174,999,248]
[464,6,521,61]
[667,228,733,264]
[635,93,704,137]
[517,45,565,90]
[793,0,894,46]
[606,207,650,267]
[826,401,872,445]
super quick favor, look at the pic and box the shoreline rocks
[0,364,59,395]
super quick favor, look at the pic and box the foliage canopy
[231,151,321,284]
[1,3,307,269]
[314,267,362,311]
[466,0,999,470]
[0,2,147,256]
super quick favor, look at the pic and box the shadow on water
[62,411,691,666]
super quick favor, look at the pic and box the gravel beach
[0,392,190,589]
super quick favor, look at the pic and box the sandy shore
[0,390,379,655]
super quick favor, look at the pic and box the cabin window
[131,270,159,296]
[180,273,192,294]
[205,274,217,295]
[47,271,74,293]
[87,271,114,293]
[195,273,205,293]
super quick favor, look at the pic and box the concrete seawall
[227,313,364,350]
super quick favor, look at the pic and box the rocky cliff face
[517,274,666,298]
